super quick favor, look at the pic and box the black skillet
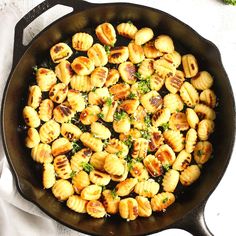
[1,0,235,235]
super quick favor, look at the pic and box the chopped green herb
[104,45,111,55]
[78,123,87,132]
[160,123,169,131]
[72,142,81,154]
[162,197,168,204]
[32,65,38,73]
[111,188,117,199]
[70,170,77,178]
[127,20,133,25]
[114,110,127,121]
[106,97,113,106]
[135,157,143,163]
[128,92,137,99]
[81,162,94,173]
[162,164,170,172]
[103,139,109,146]
[223,0,236,5]
[143,189,148,193]
[135,72,142,79]
[140,130,151,140]
[176,108,180,112]
[98,113,104,119]
[197,150,204,157]
[138,80,151,93]
[127,161,134,171]
[125,155,132,163]
[144,114,152,127]
[91,87,96,92]
[117,150,123,156]
[123,135,133,148]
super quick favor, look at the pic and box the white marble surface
[0,0,235,236]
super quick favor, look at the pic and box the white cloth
[0,0,235,236]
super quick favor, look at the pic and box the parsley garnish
[81,162,94,173]
[103,139,109,146]
[140,130,151,140]
[123,135,133,148]
[98,113,104,119]
[138,79,151,93]
[71,142,81,154]
[162,197,168,204]
[128,92,137,99]
[160,123,169,131]
[32,65,38,73]
[127,20,133,25]
[135,72,142,79]
[104,45,111,55]
[114,110,127,121]
[125,155,132,163]
[111,188,117,199]
[70,170,77,178]
[162,164,170,172]
[144,114,152,127]
[106,97,113,106]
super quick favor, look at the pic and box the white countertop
[0,0,235,235]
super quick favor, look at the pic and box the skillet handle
[13,0,95,67]
[169,200,213,236]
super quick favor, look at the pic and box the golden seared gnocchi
[118,62,137,84]
[108,46,129,64]
[80,132,103,152]
[141,91,163,113]
[54,155,72,179]
[27,85,42,109]
[172,150,192,171]
[55,60,74,85]
[154,35,174,53]
[71,56,95,76]
[86,200,106,218]
[67,89,85,112]
[128,41,145,64]
[182,54,199,78]
[180,165,201,186]
[52,179,74,201]
[31,143,53,163]
[87,43,108,67]
[49,83,68,104]
[134,180,160,198]
[25,128,40,148]
[102,189,120,214]
[81,184,102,201]
[72,32,93,51]
[96,22,116,46]
[135,27,154,45]
[50,42,73,63]
[105,68,120,87]
[72,170,90,194]
[91,122,111,140]
[91,66,108,88]
[117,22,138,39]
[24,21,217,221]
[136,196,152,217]
[67,195,88,213]
[38,99,54,122]
[151,192,175,212]
[36,68,57,92]
[23,106,40,128]
[119,198,139,221]
[43,163,56,189]
[39,119,60,144]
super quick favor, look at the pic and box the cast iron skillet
[1,0,235,235]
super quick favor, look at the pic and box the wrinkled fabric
[0,0,235,236]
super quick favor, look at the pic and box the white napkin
[0,1,235,236]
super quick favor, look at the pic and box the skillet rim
[1,2,235,235]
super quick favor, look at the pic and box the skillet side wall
[2,4,235,236]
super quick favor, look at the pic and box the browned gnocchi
[23,21,217,221]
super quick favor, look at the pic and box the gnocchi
[23,21,217,221]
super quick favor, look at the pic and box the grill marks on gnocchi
[23,21,217,221]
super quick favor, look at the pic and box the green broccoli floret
[223,0,236,5]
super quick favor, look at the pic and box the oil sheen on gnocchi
[22,20,217,221]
